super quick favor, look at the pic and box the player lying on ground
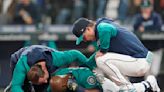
[5,45,93,92]
[48,67,102,92]
[72,17,160,91]
[48,67,160,92]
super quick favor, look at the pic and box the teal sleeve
[48,40,58,50]
[97,22,117,53]
[67,50,97,70]
[69,50,98,70]
[67,50,88,65]
[85,53,97,70]
[52,50,89,67]
[11,55,30,92]
[47,85,51,92]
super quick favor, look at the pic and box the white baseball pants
[95,52,152,86]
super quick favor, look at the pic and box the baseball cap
[72,18,90,45]
[140,0,152,8]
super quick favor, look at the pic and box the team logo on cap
[80,29,84,32]
[87,76,96,85]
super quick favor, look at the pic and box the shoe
[146,75,160,92]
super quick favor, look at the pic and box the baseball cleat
[146,75,160,92]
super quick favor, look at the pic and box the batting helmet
[50,75,70,92]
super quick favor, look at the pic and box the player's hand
[19,9,26,16]
[95,51,104,58]
[87,45,95,52]
[139,26,144,32]
[19,9,33,24]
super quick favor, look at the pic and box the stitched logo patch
[87,76,96,85]
[80,29,84,32]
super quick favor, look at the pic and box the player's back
[96,17,148,58]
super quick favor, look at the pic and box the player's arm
[47,85,51,92]
[68,50,97,70]
[86,53,97,70]
[65,50,88,65]
[152,14,162,31]
[11,55,30,92]
[52,50,88,67]
[61,50,96,68]
[97,22,117,54]
[133,14,142,31]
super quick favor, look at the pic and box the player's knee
[96,56,105,63]
[96,59,106,69]
[135,62,150,76]
[135,66,148,76]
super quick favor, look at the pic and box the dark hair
[27,65,44,83]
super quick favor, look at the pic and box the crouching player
[72,17,160,91]
[4,45,92,92]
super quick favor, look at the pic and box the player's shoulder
[152,12,162,18]
[97,22,116,31]
[96,22,118,37]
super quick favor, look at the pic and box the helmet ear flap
[50,75,70,92]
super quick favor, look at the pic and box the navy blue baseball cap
[72,18,90,45]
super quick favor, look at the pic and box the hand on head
[95,51,104,58]
[27,61,49,85]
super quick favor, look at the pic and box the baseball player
[47,67,102,92]
[72,17,160,91]
[6,45,93,92]
[47,67,159,92]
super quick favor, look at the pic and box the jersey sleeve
[52,50,88,67]
[11,55,30,92]
[47,85,51,92]
[97,22,117,53]
[65,50,88,65]
[86,53,97,70]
